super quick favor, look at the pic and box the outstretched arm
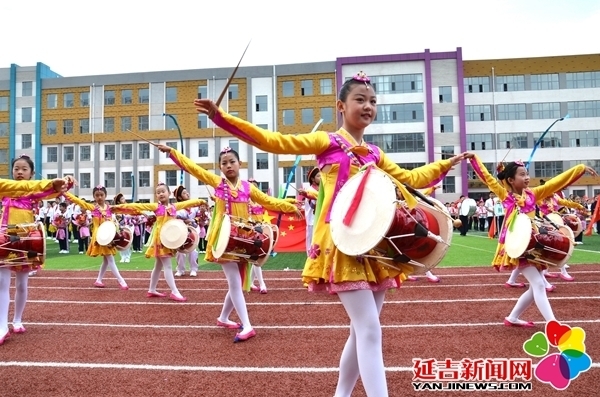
[250,185,303,218]
[64,192,95,211]
[0,178,69,198]
[557,198,585,211]
[112,203,158,215]
[160,147,222,188]
[174,199,206,211]
[531,164,595,200]
[466,154,508,201]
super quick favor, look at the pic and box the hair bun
[497,171,506,180]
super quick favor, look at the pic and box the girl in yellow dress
[0,156,74,346]
[467,154,597,327]
[65,187,130,290]
[157,145,301,342]
[193,72,466,396]
[113,183,205,302]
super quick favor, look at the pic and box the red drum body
[562,214,582,237]
[114,227,133,251]
[212,215,274,266]
[178,227,199,254]
[0,223,46,267]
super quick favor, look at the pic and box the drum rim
[96,221,118,246]
[116,226,134,251]
[255,224,274,266]
[212,214,231,258]
[411,198,453,273]
[159,219,189,249]
[178,226,200,254]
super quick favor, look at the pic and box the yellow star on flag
[288,224,294,231]
[281,231,287,237]
[288,216,295,221]
[262,210,275,224]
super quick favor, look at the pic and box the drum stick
[215,40,252,107]
[127,130,159,147]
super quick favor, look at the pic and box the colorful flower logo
[308,244,321,260]
[522,320,592,390]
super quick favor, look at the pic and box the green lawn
[41,230,600,271]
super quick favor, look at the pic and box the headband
[220,146,233,154]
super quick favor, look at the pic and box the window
[440,116,453,133]
[80,92,89,107]
[282,82,294,97]
[121,172,133,187]
[104,145,116,160]
[0,149,7,164]
[255,95,268,112]
[533,131,561,148]
[373,103,424,123]
[465,105,492,122]
[257,181,269,194]
[301,166,313,183]
[104,117,114,132]
[531,74,559,90]
[166,87,177,102]
[22,107,32,122]
[80,173,91,189]
[21,134,32,149]
[22,81,33,96]
[283,109,295,125]
[467,134,494,150]
[228,84,239,100]
[442,176,456,194]
[121,90,132,104]
[166,115,178,130]
[441,146,455,159]
[139,171,150,187]
[566,71,600,89]
[104,172,116,188]
[63,146,74,162]
[0,96,8,111]
[496,75,525,92]
[370,74,423,94]
[80,145,91,161]
[531,102,560,120]
[63,119,73,134]
[498,133,529,149]
[165,142,177,158]
[534,161,563,178]
[567,100,600,118]
[121,116,132,132]
[138,88,149,104]
[464,77,490,93]
[79,118,89,134]
[64,93,74,108]
[138,115,149,131]
[165,170,178,186]
[364,133,425,153]
[320,78,333,95]
[104,90,115,105]
[570,160,600,173]
[47,120,57,135]
[47,94,57,108]
[228,140,239,153]
[198,85,207,99]
[139,143,150,159]
[256,153,269,169]
[301,80,313,96]
[396,162,426,170]
[121,144,133,160]
[320,107,334,123]
[496,104,526,120]
[283,167,296,184]
[301,108,313,124]
[439,86,452,103]
[197,114,208,128]
[198,141,208,157]
[0,122,8,136]
[46,173,57,179]
[568,130,600,147]
[230,111,239,117]
[468,162,493,179]
[47,147,58,162]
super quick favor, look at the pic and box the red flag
[585,197,600,236]
[488,216,497,239]
[264,210,307,252]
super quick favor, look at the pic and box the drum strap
[343,164,373,227]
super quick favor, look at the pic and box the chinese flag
[585,197,600,236]
[488,216,497,239]
[262,209,306,252]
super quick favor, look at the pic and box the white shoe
[29,271,37,276]
[72,239,78,243]
[175,271,183,277]
[190,271,197,277]
[119,259,125,263]
[125,258,130,263]
[79,251,84,254]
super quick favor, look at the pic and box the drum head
[115,227,134,251]
[412,198,453,273]
[160,219,188,249]
[563,214,583,237]
[178,226,200,254]
[459,198,477,217]
[546,212,564,226]
[505,214,533,259]
[255,224,274,267]
[212,215,231,259]
[96,221,117,246]
[37,222,47,265]
[330,168,397,256]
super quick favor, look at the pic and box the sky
[2,0,600,77]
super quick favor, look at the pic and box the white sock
[506,268,520,284]
[176,252,186,273]
[161,257,182,297]
[0,268,10,335]
[13,272,29,325]
[508,266,555,323]
[560,265,570,276]
[253,265,266,289]
[106,255,126,286]
[220,262,251,331]
[189,251,199,272]
[219,292,235,323]
[96,257,109,283]
[149,260,163,292]
[335,290,388,397]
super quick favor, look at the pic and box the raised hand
[194,99,219,119]
[585,166,599,177]
[156,144,173,154]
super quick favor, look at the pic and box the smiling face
[12,159,33,180]
[220,152,241,181]
[156,185,170,204]
[507,166,530,191]
[180,189,190,201]
[93,189,106,205]
[337,83,377,135]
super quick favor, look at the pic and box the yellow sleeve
[557,198,584,211]
[531,164,586,201]
[174,199,206,211]
[169,149,222,188]
[112,203,158,215]
[468,154,508,201]
[213,109,331,155]
[378,150,453,189]
[301,187,319,200]
[420,187,436,196]
[64,192,95,211]
[0,179,55,198]
[250,185,298,213]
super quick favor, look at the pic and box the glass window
[47,147,58,162]
[468,162,494,179]
[80,145,91,161]
[0,96,7,111]
[257,124,268,129]
[165,170,178,186]
[104,172,116,188]
[80,92,89,107]
[320,78,333,95]
[320,107,334,123]
[567,100,600,118]
[497,104,526,120]
[121,172,133,188]
[104,145,116,160]
[256,181,268,194]
[138,88,149,104]
[465,105,492,121]
[371,74,423,94]
[467,134,494,150]
[283,109,295,125]
[498,133,529,149]
[282,81,294,97]
[534,161,563,178]
[79,119,89,134]
[197,114,208,128]
[496,75,525,92]
[228,84,239,100]
[373,103,424,124]
[439,86,452,103]
[531,103,560,119]
[166,114,178,130]
[256,153,269,169]
[364,133,425,153]
[566,71,600,89]
[440,116,453,133]
[255,95,268,112]
[464,77,490,93]
[165,142,177,158]
[138,115,149,131]
[396,162,426,170]
[0,122,8,136]
[531,74,559,90]
[63,119,73,134]
[165,87,177,102]
[46,120,57,135]
[121,144,133,160]
[104,117,114,133]
[121,90,132,104]
[21,134,32,149]
[570,159,600,173]
[64,146,74,162]
[22,107,32,122]
[0,149,7,164]
[532,131,561,148]
[64,93,74,108]
[139,171,150,187]
[198,141,208,157]
[301,166,312,183]
[104,90,115,105]
[47,94,57,109]
[228,140,239,153]
[441,146,455,158]
[22,81,33,96]
[301,80,313,96]
[80,173,91,189]
[198,86,207,99]
[139,143,150,159]
[568,130,600,147]
[301,108,313,124]
[121,116,131,132]
[283,167,296,184]
[442,176,456,194]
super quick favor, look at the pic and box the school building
[1,48,599,203]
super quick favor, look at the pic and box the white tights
[0,268,10,336]
[96,255,127,286]
[149,257,182,298]
[218,262,252,332]
[251,265,266,289]
[507,266,555,323]
[12,271,29,325]
[334,289,388,397]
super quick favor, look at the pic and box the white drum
[459,198,477,217]
[159,219,189,249]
